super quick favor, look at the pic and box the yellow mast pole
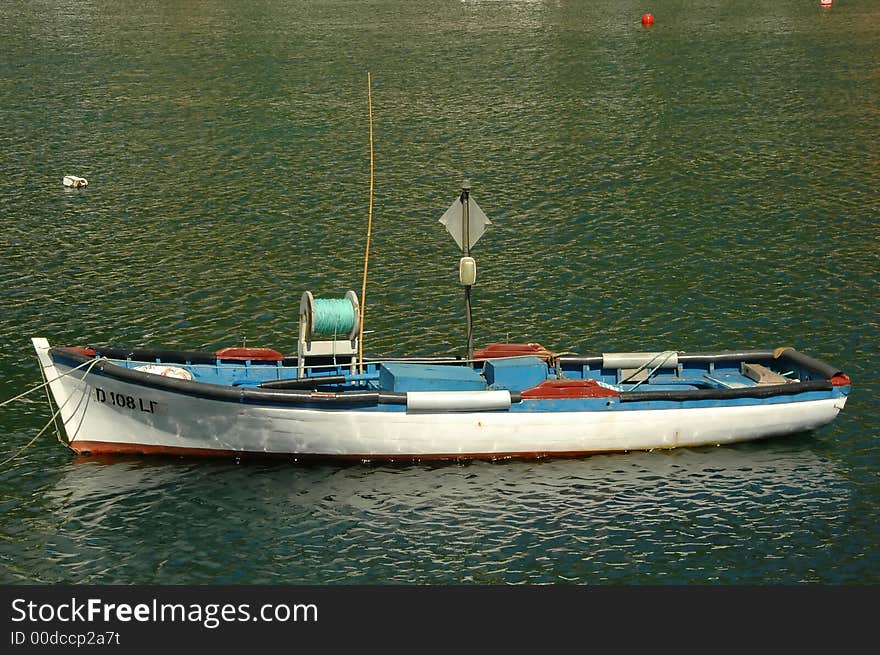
[358,72,374,375]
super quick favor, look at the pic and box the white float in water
[62,175,88,188]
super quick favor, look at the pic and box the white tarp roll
[602,352,679,369]
[406,390,511,412]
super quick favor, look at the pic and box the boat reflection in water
[38,440,850,583]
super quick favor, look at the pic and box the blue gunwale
[48,345,850,413]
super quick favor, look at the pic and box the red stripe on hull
[69,440,625,462]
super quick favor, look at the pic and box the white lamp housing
[459,256,477,286]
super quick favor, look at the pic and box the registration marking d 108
[95,387,157,414]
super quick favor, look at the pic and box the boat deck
[74,342,848,404]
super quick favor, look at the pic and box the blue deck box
[483,356,548,391]
[378,362,488,392]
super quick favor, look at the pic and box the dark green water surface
[1,0,877,584]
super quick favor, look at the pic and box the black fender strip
[89,346,219,365]
[259,376,348,390]
[619,379,833,403]
[775,349,844,380]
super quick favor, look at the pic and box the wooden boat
[30,184,851,461]
[31,338,850,461]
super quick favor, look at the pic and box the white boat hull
[34,339,846,460]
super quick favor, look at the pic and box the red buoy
[641,13,655,26]
[819,0,833,7]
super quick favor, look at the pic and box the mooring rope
[37,349,63,445]
[0,356,105,468]
[0,356,104,409]
[0,397,70,468]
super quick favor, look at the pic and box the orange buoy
[641,13,655,26]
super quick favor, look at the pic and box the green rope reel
[299,290,360,341]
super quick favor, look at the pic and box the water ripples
[1,0,878,584]
[0,442,855,584]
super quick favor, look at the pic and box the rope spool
[300,291,360,340]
